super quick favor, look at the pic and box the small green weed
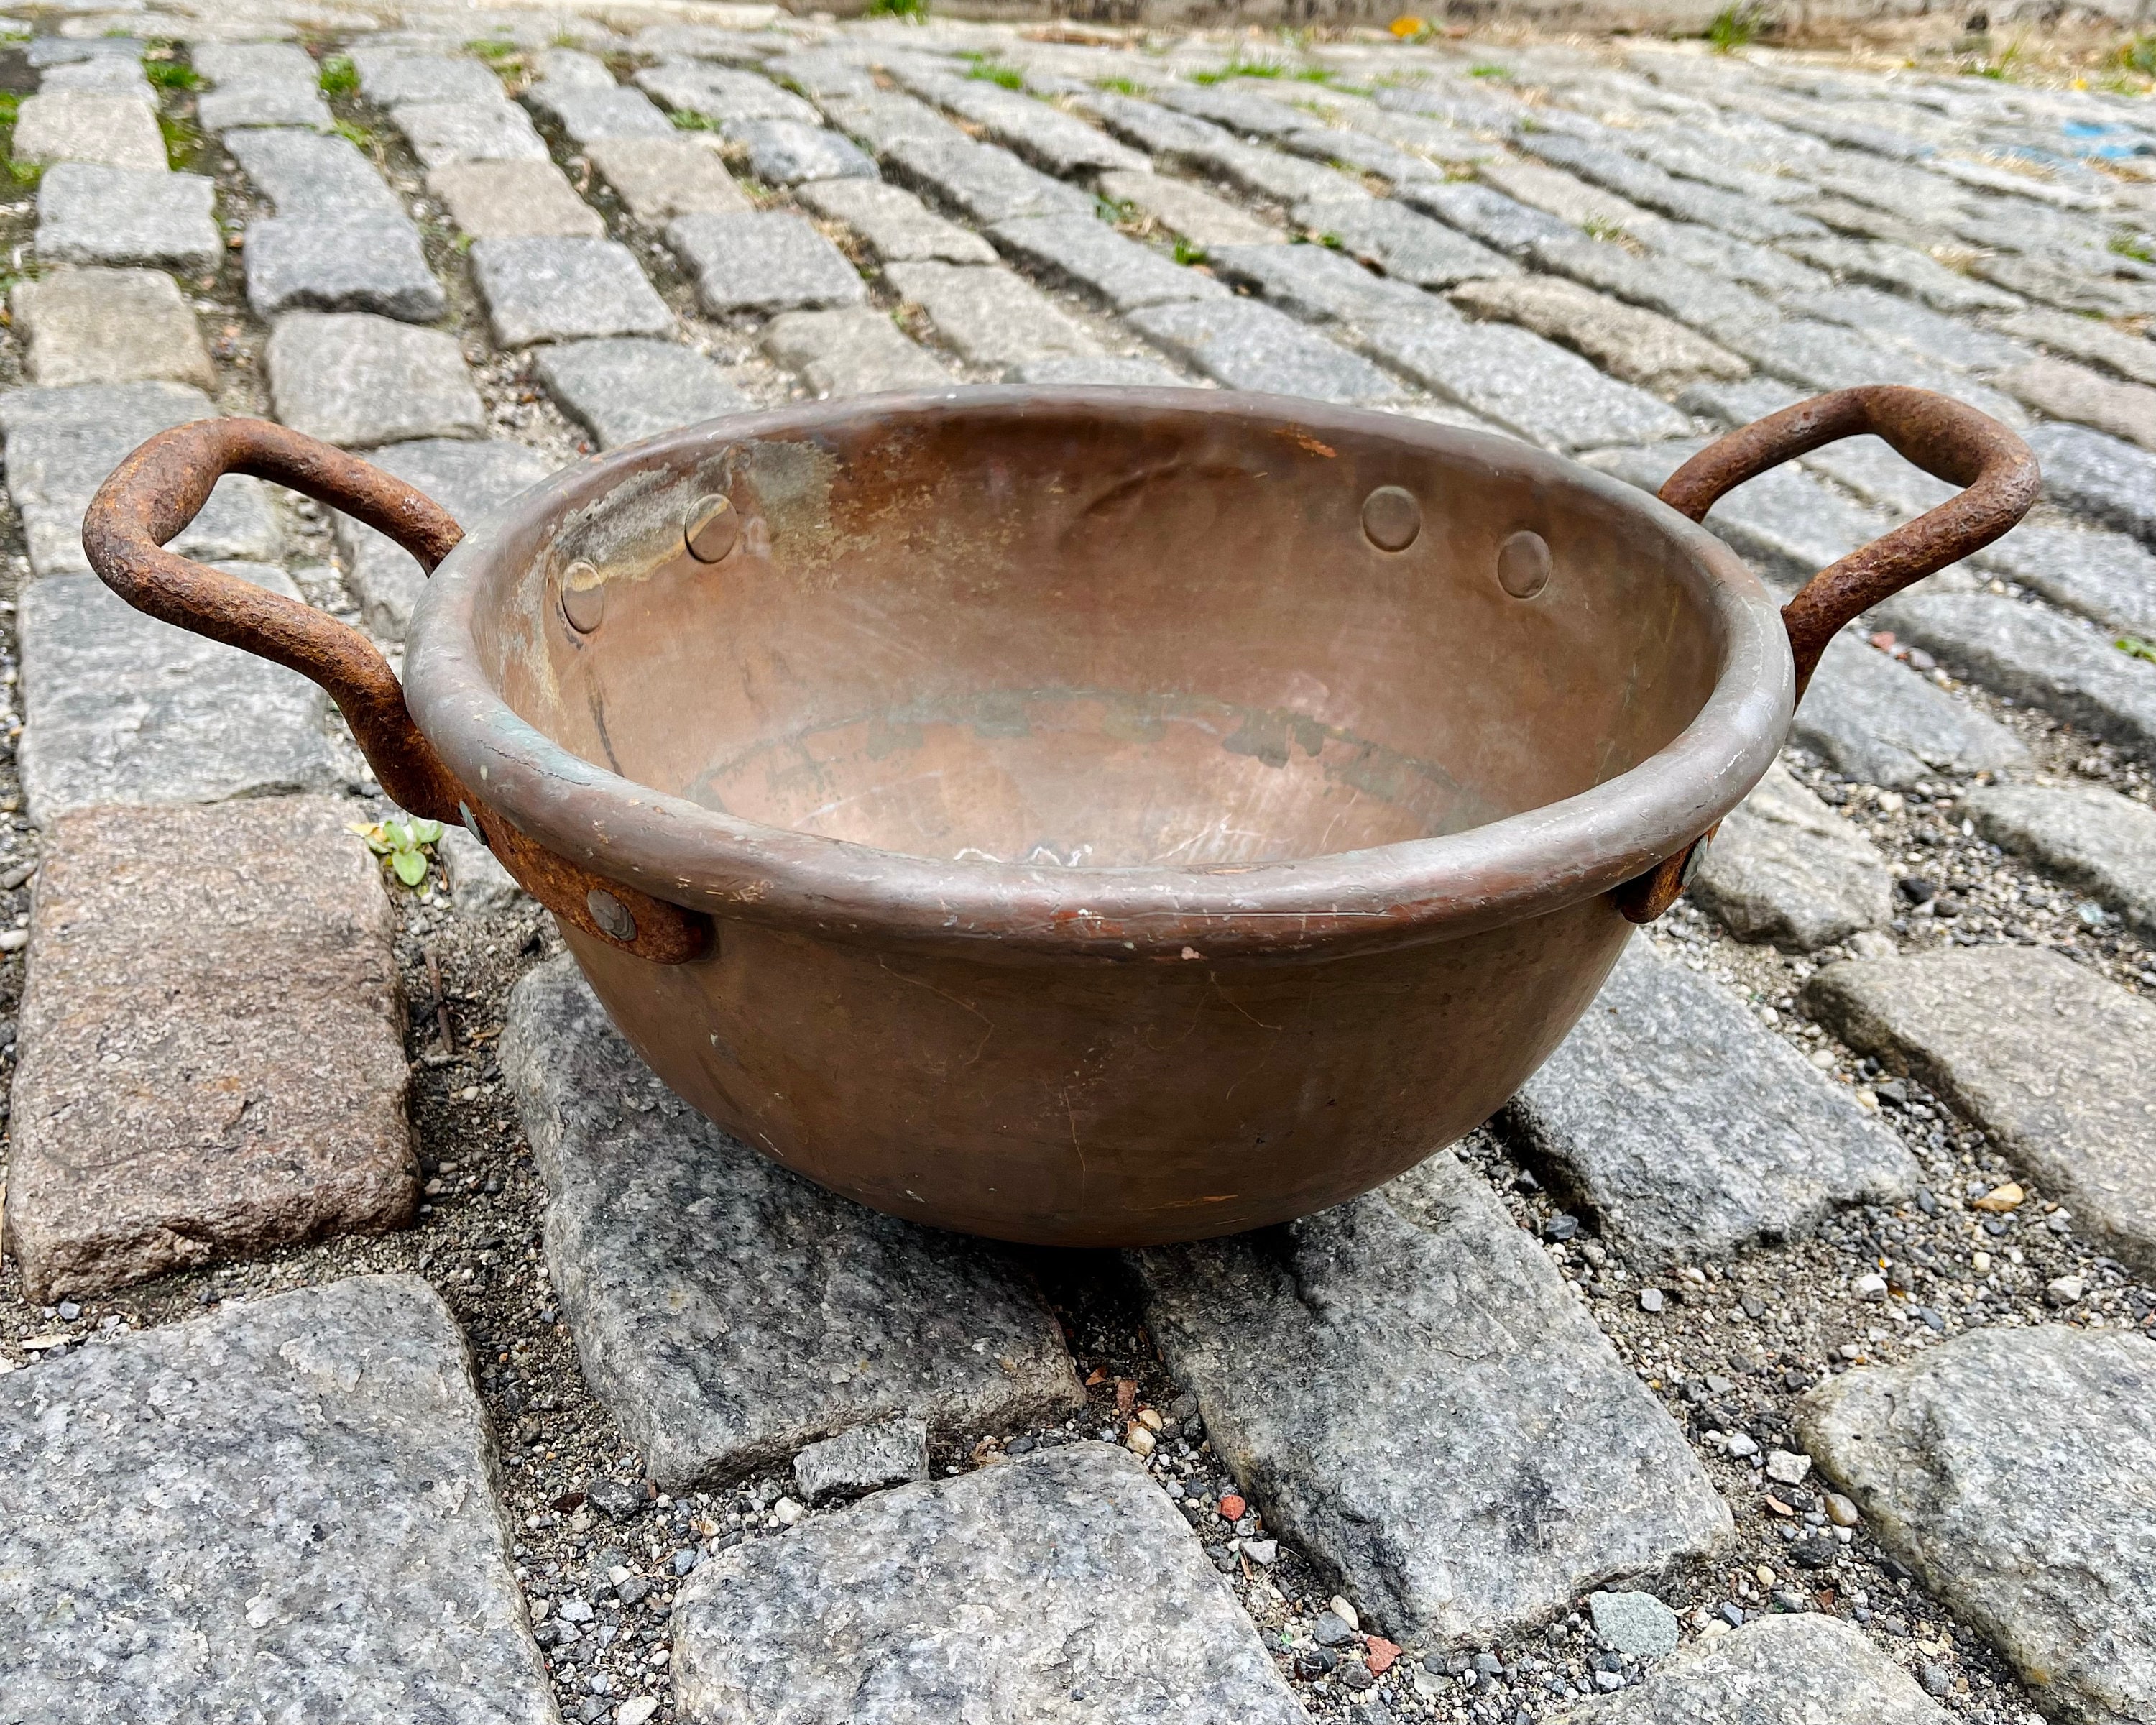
[1095,75,1143,95]
[1466,62,1511,79]
[865,0,926,17]
[351,817,445,888]
[670,109,720,132]
[1172,237,1206,265]
[318,54,357,98]
[467,37,521,66]
[144,59,202,92]
[333,117,379,154]
[1583,216,1628,242]
[1192,57,1285,84]
[159,111,202,171]
[2119,635,2156,663]
[2116,34,2156,75]
[968,63,1023,89]
[1705,5,1769,52]
[2109,232,2155,263]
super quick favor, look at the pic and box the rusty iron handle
[83,417,710,965]
[1617,386,2040,923]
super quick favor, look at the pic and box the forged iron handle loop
[1617,386,2040,925]
[82,417,709,965]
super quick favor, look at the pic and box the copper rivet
[1497,530,1552,599]
[686,494,739,564]
[586,888,636,942]
[1360,485,1421,553]
[560,560,605,633]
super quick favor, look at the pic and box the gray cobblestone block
[1781,231,2022,315]
[1399,178,1576,255]
[668,210,865,315]
[674,1444,1303,1724]
[1521,133,1823,242]
[1154,80,1305,137]
[1376,78,1524,133]
[1529,234,1769,338]
[882,133,1095,224]
[226,128,403,218]
[1136,1146,1728,1645]
[1171,133,1370,209]
[19,562,351,824]
[1095,167,1276,249]
[1296,196,1516,288]
[11,266,214,389]
[351,46,502,106]
[1478,155,1650,234]
[1792,634,2028,787]
[1999,305,2156,389]
[1964,781,2156,936]
[924,75,1146,176]
[426,158,604,239]
[635,59,818,124]
[469,235,674,345]
[1129,296,1399,401]
[1349,106,1501,165]
[2003,357,2156,451]
[14,90,168,170]
[333,438,552,641]
[501,957,1082,1488]
[1208,240,1434,324]
[1808,944,2156,1280]
[1362,311,1690,451]
[1677,374,1806,429]
[763,47,879,101]
[24,37,144,70]
[534,337,747,448]
[244,213,446,322]
[794,177,992,263]
[1451,275,1746,392]
[197,80,332,133]
[1079,89,1231,156]
[1647,221,1830,298]
[392,100,550,169]
[1016,352,1187,387]
[192,41,315,86]
[1714,318,2026,426]
[0,381,281,577]
[821,90,967,153]
[525,80,673,145]
[586,135,749,223]
[1690,760,1894,950]
[1784,284,2032,375]
[791,1417,928,1505]
[267,312,484,448]
[989,213,1222,310]
[762,307,954,396]
[1976,250,2156,319]
[725,116,877,184]
[35,164,220,272]
[2025,421,2156,547]
[884,259,1095,368]
[39,58,151,96]
[1875,591,2156,762]
[1502,938,1912,1266]
[1973,521,2156,639]
[1280,123,1445,187]
[530,47,615,89]
[0,1276,556,1716]
[632,22,788,62]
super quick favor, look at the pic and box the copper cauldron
[85,387,2036,1247]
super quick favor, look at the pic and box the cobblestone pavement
[0,5,2153,1724]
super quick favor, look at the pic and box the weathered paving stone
[1805,946,2156,1276]
[1501,940,1914,1268]
[469,236,674,345]
[266,312,484,448]
[1016,353,1186,387]
[10,266,213,389]
[0,381,281,578]
[428,159,605,239]
[673,1443,1304,1724]
[1799,1326,2156,1725]
[1478,155,1648,232]
[668,210,865,316]
[794,176,993,263]
[193,42,333,134]
[0,1276,555,1719]
[332,438,552,640]
[761,307,953,395]
[884,259,1096,368]
[1963,782,2156,935]
[1130,297,1398,401]
[35,164,220,272]
[225,128,402,219]
[1792,634,2029,788]
[40,58,152,97]
[1588,1589,1678,1659]
[353,46,502,106]
[824,89,963,153]
[440,823,527,914]
[724,116,874,185]
[4,801,412,1300]
[533,338,747,449]
[1549,1615,1950,1724]
[19,563,349,823]
[883,133,1097,224]
[1281,121,1445,186]
[1875,592,2156,763]
[13,89,167,171]
[1450,274,1747,392]
[990,213,1223,310]
[1399,178,1578,255]
[1690,760,1893,950]
[636,60,819,124]
[244,213,445,322]
[1975,522,2156,639]
[1178,131,1371,209]
[1138,1149,1728,1642]
[2001,305,2156,389]
[499,958,1082,1487]
[1519,134,1821,242]
[392,100,551,170]
[1155,80,1305,137]
[1296,196,1517,288]
[1784,284,2031,376]
[1096,167,1276,249]
[791,1417,929,1506]
[525,80,673,146]
[2002,358,2156,451]
[925,76,1148,177]
[1209,240,1434,325]
[586,136,750,223]
[1529,234,1770,341]
[2023,422,2156,547]
[1362,311,1690,451]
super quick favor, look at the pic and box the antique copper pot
[85,387,2035,1247]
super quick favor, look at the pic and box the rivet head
[560,560,605,633]
[586,888,636,943]
[1497,530,1552,599]
[685,493,739,564]
[1360,485,1421,553]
